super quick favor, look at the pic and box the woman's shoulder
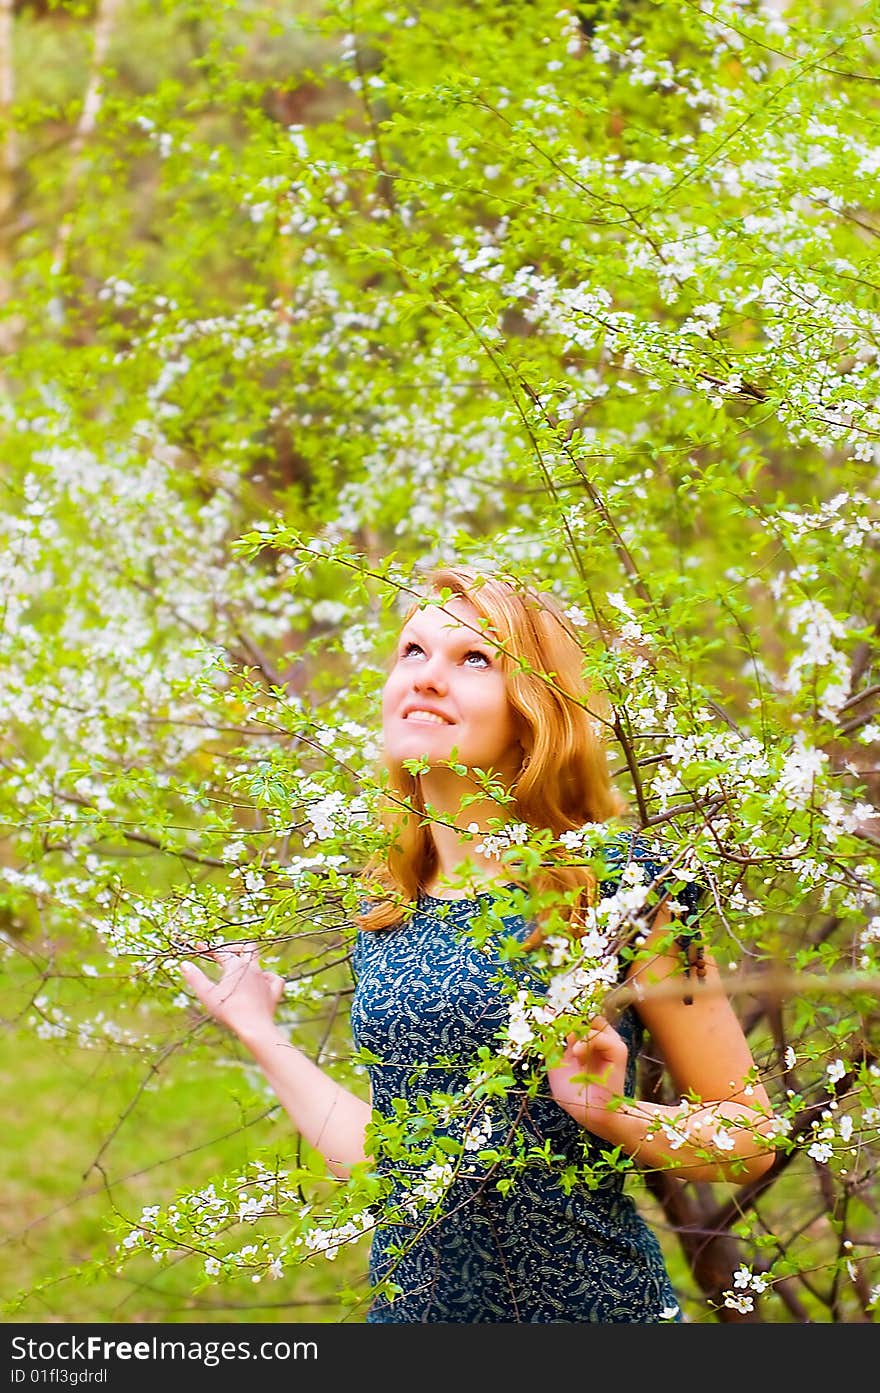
[349,897,372,978]
[596,825,662,873]
[349,894,409,976]
[598,827,706,918]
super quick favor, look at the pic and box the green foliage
[1,0,879,1324]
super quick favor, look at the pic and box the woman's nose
[413,656,447,691]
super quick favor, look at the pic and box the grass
[1,1013,368,1324]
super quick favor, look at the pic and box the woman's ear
[514,738,532,781]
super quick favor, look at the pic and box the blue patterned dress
[349,830,704,1323]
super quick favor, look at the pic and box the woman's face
[382,595,523,780]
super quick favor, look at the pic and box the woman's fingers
[212,942,253,960]
[179,949,282,993]
[179,946,246,993]
[208,944,263,981]
[567,1016,612,1045]
[187,939,256,962]
[565,1016,625,1075]
[179,959,214,1005]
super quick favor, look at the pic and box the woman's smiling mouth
[403,709,453,724]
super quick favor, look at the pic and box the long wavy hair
[355,565,629,945]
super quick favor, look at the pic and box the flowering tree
[2,0,879,1322]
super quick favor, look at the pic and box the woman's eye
[400,642,489,666]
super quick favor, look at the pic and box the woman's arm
[180,945,372,1181]
[547,907,777,1183]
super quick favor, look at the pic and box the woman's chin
[386,730,455,757]
[390,745,452,765]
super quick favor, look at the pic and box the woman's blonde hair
[355,564,628,945]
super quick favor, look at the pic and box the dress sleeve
[602,830,708,1002]
[351,930,363,982]
[349,896,372,982]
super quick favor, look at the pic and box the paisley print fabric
[349,830,705,1323]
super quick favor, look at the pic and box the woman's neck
[425,838,505,895]
[418,772,517,898]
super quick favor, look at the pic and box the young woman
[181,565,776,1323]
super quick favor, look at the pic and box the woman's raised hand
[179,944,286,1044]
[545,1015,629,1131]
